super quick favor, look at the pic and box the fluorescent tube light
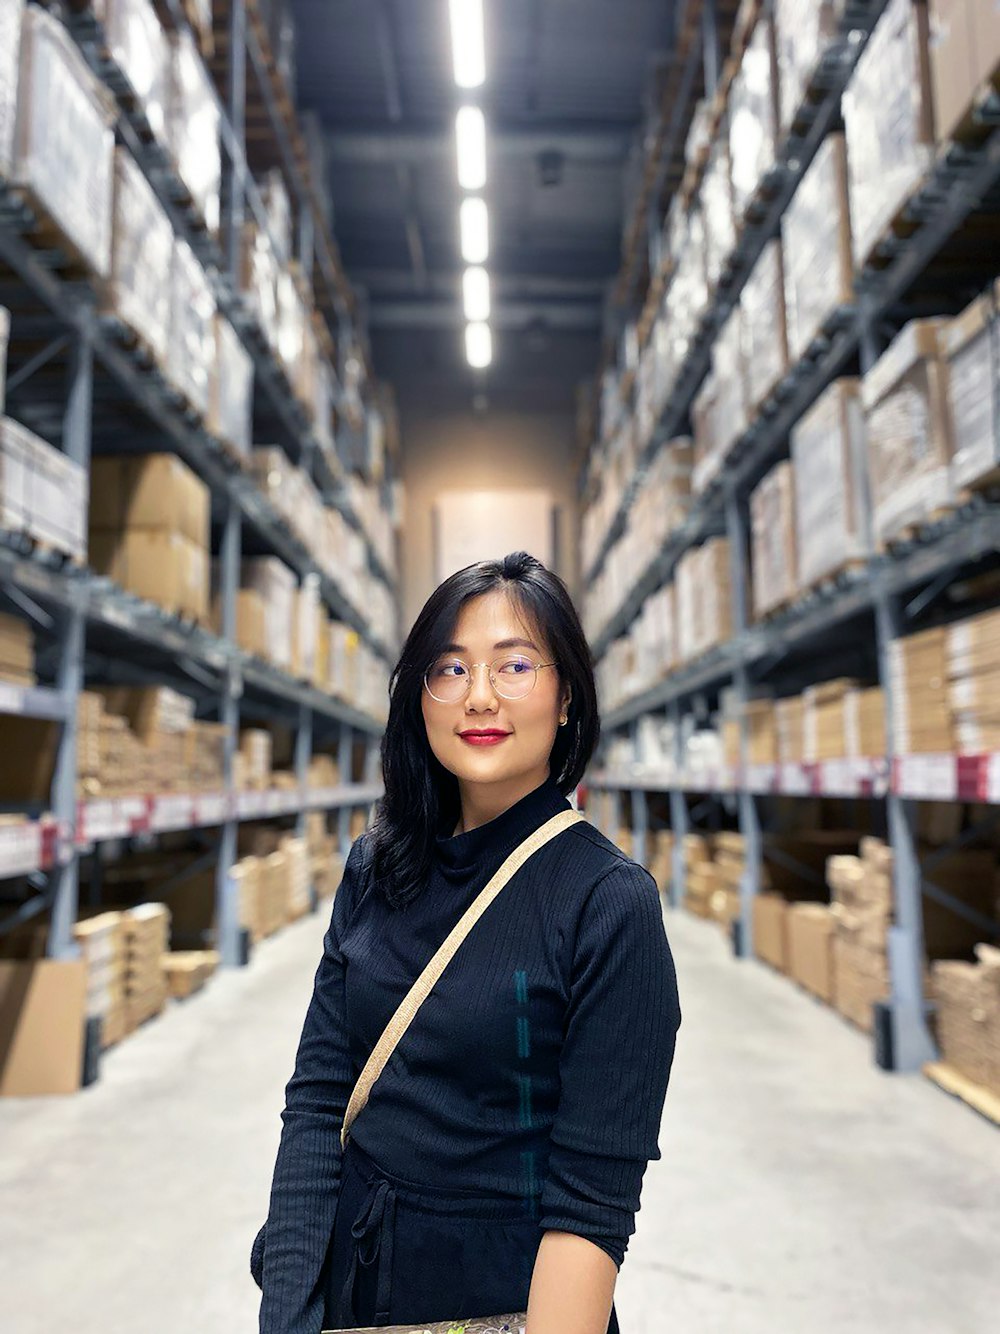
[460,197,489,264]
[462,266,491,322]
[465,321,493,369]
[455,106,487,191]
[449,0,485,89]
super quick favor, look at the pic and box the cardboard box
[0,715,59,802]
[0,415,88,562]
[0,958,88,1095]
[791,379,867,589]
[941,286,1000,491]
[729,15,781,222]
[751,460,797,618]
[89,528,209,622]
[741,238,789,409]
[753,892,789,972]
[782,133,853,363]
[102,146,173,364]
[89,453,209,548]
[976,0,1000,86]
[787,903,837,1002]
[931,944,1000,1095]
[0,0,24,178]
[929,0,979,142]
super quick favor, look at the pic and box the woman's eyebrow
[443,638,540,652]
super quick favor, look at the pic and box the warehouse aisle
[1,894,998,1334]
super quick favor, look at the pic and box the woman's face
[421,589,571,795]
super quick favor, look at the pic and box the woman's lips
[459,733,510,746]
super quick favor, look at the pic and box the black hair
[366,550,600,910]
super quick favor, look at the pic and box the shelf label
[894,754,958,801]
[0,683,24,715]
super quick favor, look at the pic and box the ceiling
[290,0,677,412]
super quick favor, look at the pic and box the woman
[251,551,682,1333]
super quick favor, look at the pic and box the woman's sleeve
[253,832,369,1333]
[537,858,682,1270]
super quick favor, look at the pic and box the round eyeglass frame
[423,656,560,702]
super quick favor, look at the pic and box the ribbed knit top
[256,773,682,1332]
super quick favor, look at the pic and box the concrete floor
[1,900,998,1334]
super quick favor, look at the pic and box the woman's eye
[499,657,530,674]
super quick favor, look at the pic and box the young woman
[251,551,682,1333]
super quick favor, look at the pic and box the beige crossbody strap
[340,807,586,1150]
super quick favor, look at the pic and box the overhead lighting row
[449,0,492,368]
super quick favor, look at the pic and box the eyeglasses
[423,654,559,703]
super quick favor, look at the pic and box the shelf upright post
[726,488,760,959]
[337,722,354,856]
[702,0,721,101]
[859,293,937,1070]
[667,700,688,910]
[630,715,648,870]
[46,320,93,960]
[215,494,244,967]
[225,0,248,286]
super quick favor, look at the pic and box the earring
[559,715,568,726]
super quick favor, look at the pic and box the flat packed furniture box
[787,903,837,1003]
[0,958,88,1096]
[753,893,789,972]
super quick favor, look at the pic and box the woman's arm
[527,1231,617,1334]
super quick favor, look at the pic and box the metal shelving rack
[583,0,1000,1074]
[0,0,394,973]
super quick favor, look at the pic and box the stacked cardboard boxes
[102,147,173,366]
[753,892,790,971]
[165,25,220,235]
[889,626,952,753]
[844,685,887,758]
[123,903,170,1034]
[643,828,675,896]
[803,678,859,762]
[0,611,33,685]
[0,416,88,562]
[941,284,1000,492]
[89,454,210,622]
[0,2,24,179]
[741,239,789,411]
[787,903,838,1002]
[775,694,806,763]
[930,944,1000,1097]
[99,0,171,148]
[239,729,273,791]
[683,834,718,919]
[774,0,843,135]
[712,832,747,931]
[946,609,1000,754]
[728,10,781,222]
[827,840,893,1031]
[863,319,954,547]
[163,950,219,1000]
[676,538,733,663]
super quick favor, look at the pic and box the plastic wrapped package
[941,284,1000,490]
[701,128,737,294]
[210,317,254,460]
[773,0,844,135]
[295,309,321,423]
[0,305,8,413]
[292,576,319,682]
[790,378,867,589]
[0,415,87,562]
[728,15,780,222]
[632,438,692,558]
[102,0,170,145]
[676,539,733,662]
[750,460,797,618]
[11,6,116,276]
[166,27,221,234]
[692,366,720,502]
[167,238,216,419]
[102,147,172,365]
[843,0,934,270]
[781,132,853,363]
[0,0,24,176]
[260,167,292,265]
[313,357,337,455]
[276,268,305,384]
[741,238,789,411]
[862,319,954,546]
[694,305,748,496]
[240,220,280,352]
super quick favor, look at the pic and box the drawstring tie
[338,1173,397,1324]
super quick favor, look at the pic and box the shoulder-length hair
[366,550,600,910]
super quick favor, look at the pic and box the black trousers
[324,1134,620,1333]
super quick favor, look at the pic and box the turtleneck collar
[434,773,572,883]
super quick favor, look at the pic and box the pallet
[795,557,868,603]
[880,502,959,553]
[4,183,99,282]
[936,79,1000,151]
[923,1061,1000,1127]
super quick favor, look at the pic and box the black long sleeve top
[256,773,682,1332]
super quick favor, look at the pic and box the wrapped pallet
[209,316,254,461]
[102,147,173,365]
[863,319,954,547]
[889,625,952,753]
[676,538,733,663]
[241,219,281,353]
[240,557,297,673]
[692,306,748,496]
[167,239,216,421]
[10,6,116,276]
[166,26,220,234]
[941,284,1000,492]
[0,304,7,412]
[101,0,170,146]
[781,133,853,364]
[774,0,845,135]
[843,0,935,269]
[741,239,789,411]
[701,129,736,294]
[930,945,1000,1097]
[0,0,24,177]
[728,12,781,222]
[790,379,867,591]
[750,460,797,618]
[0,416,88,561]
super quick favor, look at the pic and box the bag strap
[340,807,586,1149]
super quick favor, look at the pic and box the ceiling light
[460,197,489,263]
[462,266,491,322]
[465,321,492,369]
[455,106,487,191]
[449,0,485,89]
